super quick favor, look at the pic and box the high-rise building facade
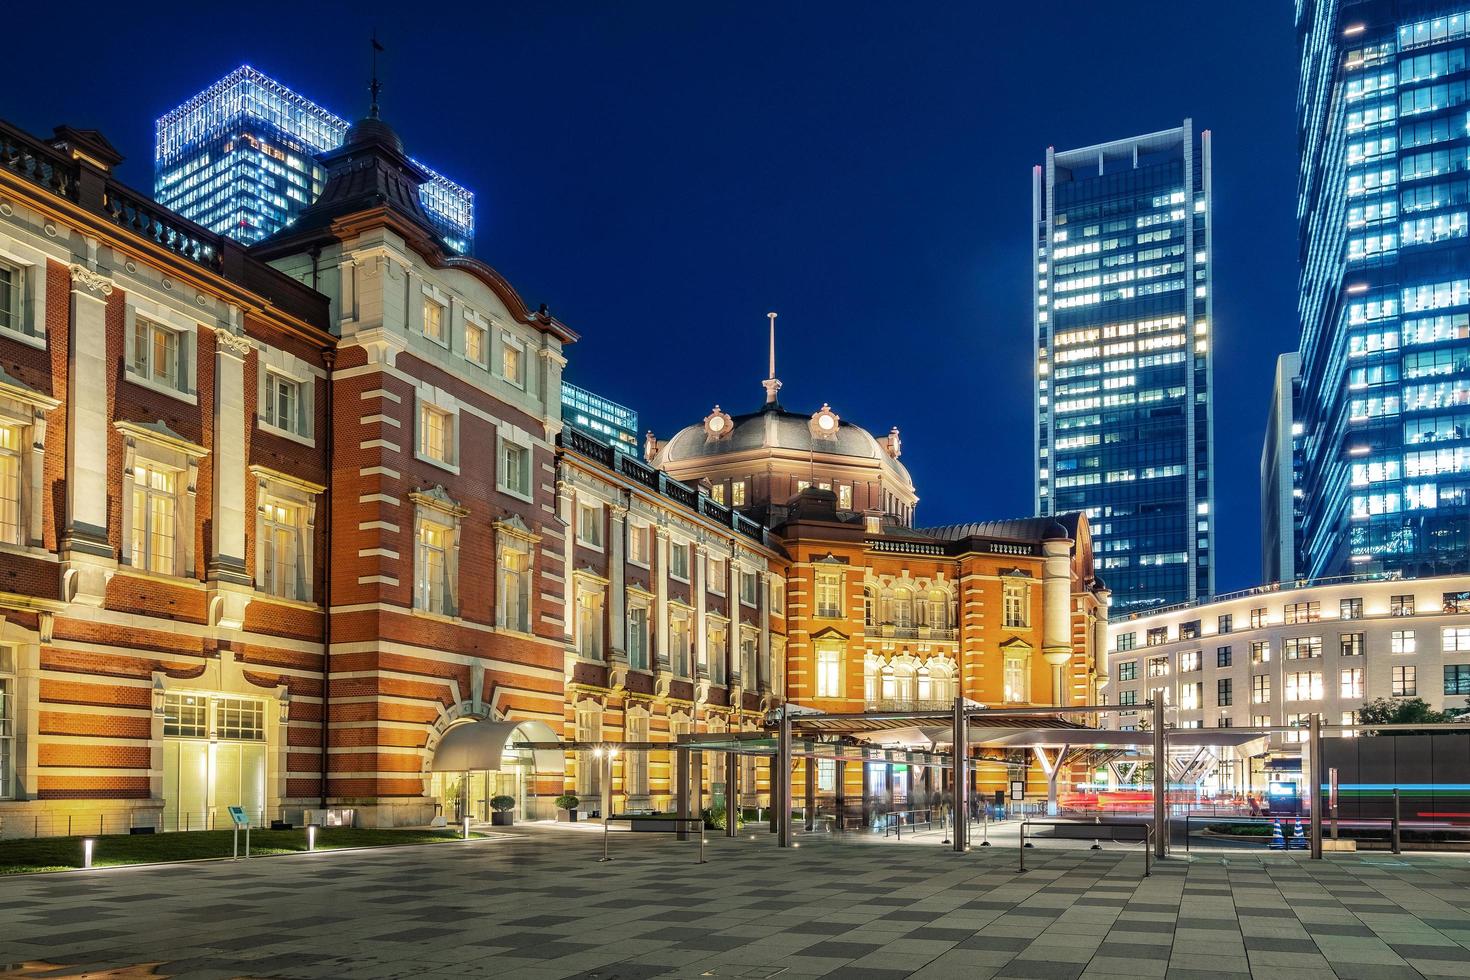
[561,381,639,456]
[1262,352,1306,584]
[155,66,474,253]
[1034,122,1216,616]
[1297,2,1470,579]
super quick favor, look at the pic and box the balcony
[867,623,958,641]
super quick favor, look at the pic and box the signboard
[227,806,250,828]
[1009,780,1025,801]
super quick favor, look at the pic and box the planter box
[1322,838,1357,852]
[491,812,514,827]
[556,810,579,823]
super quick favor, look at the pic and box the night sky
[3,0,1300,593]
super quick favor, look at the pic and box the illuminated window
[1391,630,1416,654]
[1340,668,1364,699]
[416,518,451,614]
[130,463,178,575]
[816,645,841,698]
[0,425,20,545]
[129,316,184,391]
[1392,665,1417,697]
[423,297,446,344]
[1003,649,1029,703]
[419,403,454,466]
[260,500,303,600]
[465,318,487,366]
[1003,583,1028,628]
[497,536,531,632]
[816,574,842,618]
[731,481,747,507]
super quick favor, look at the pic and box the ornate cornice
[214,329,253,359]
[68,263,114,296]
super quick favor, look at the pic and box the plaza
[1,824,1468,980]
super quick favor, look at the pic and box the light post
[595,745,619,862]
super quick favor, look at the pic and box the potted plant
[490,795,516,826]
[555,794,580,823]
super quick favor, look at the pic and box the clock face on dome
[817,414,836,431]
[709,415,726,433]
[705,406,733,439]
[810,404,840,438]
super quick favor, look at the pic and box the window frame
[496,434,533,502]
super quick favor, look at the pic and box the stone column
[609,503,628,661]
[728,553,741,685]
[207,327,254,629]
[1042,534,1074,706]
[757,569,771,692]
[1092,586,1112,686]
[655,528,670,669]
[61,264,115,605]
[693,541,707,678]
[557,482,575,642]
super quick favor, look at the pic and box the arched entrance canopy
[430,719,564,774]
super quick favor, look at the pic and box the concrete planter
[556,809,579,823]
[491,812,514,827]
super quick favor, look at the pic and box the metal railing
[881,807,934,839]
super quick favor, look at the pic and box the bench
[610,814,705,834]
[1019,818,1153,876]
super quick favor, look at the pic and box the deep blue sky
[5,1,1299,593]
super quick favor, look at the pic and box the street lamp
[594,745,619,862]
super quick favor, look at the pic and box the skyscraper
[1297,2,1470,578]
[155,66,474,253]
[1033,121,1215,615]
[1261,352,1305,584]
[561,381,639,456]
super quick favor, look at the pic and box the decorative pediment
[493,512,540,542]
[811,625,849,642]
[0,366,60,413]
[999,636,1033,653]
[814,552,848,565]
[114,419,209,459]
[248,464,326,497]
[410,484,470,517]
[1000,567,1032,579]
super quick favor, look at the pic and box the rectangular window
[770,578,785,615]
[1180,620,1200,640]
[1147,656,1169,678]
[709,484,725,505]
[577,501,603,549]
[0,424,21,546]
[1116,632,1136,652]
[1341,667,1365,699]
[1217,677,1233,706]
[708,555,726,594]
[1005,587,1028,628]
[1004,654,1028,703]
[1285,671,1324,702]
[1284,636,1323,659]
[740,630,758,685]
[625,713,649,797]
[1118,689,1138,706]
[502,337,525,387]
[162,692,208,738]
[1117,659,1137,682]
[1285,713,1310,744]
[498,440,530,498]
[670,542,690,581]
[816,574,841,618]
[261,500,302,600]
[130,462,177,575]
[817,646,840,702]
[423,298,446,343]
[1445,664,1470,695]
[1249,607,1267,629]
[1340,597,1364,620]
[419,403,453,465]
[1445,591,1470,614]
[1146,626,1168,646]
[731,480,747,507]
[1284,601,1320,624]
[740,569,757,606]
[262,372,307,436]
[0,647,15,799]
[215,697,265,741]
[1392,664,1417,697]
[1216,646,1232,668]
[1340,632,1365,657]
[1180,682,1202,710]
[1180,651,1201,672]
[130,316,183,390]
[1252,674,1271,704]
[1391,594,1415,616]
[628,524,649,565]
[576,587,604,659]
[1217,613,1233,634]
[838,484,853,509]
[1392,629,1416,654]
[670,614,691,675]
[0,261,26,335]
[1250,640,1271,664]
[706,626,726,683]
[416,518,450,614]
[465,319,487,365]
[627,602,649,671]
[497,538,531,632]
[1444,627,1470,652]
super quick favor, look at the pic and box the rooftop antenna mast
[763,311,783,406]
[369,31,385,118]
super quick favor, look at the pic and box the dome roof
[659,404,913,486]
[343,116,405,154]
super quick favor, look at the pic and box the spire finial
[369,32,385,119]
[762,311,783,406]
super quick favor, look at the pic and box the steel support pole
[952,695,967,852]
[675,746,691,842]
[1309,713,1323,860]
[769,755,780,834]
[804,754,816,832]
[778,710,793,847]
[1152,699,1166,859]
[725,751,738,838]
[835,759,847,829]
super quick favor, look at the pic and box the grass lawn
[0,827,488,875]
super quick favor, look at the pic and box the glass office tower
[1261,352,1305,584]
[1297,2,1470,578]
[562,382,640,456]
[155,66,474,253]
[1033,121,1215,615]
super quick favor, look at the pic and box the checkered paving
[0,828,1467,979]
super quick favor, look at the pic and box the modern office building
[561,381,639,456]
[1296,3,1470,579]
[1034,121,1215,616]
[155,65,474,253]
[1262,352,1306,584]
[1105,573,1470,790]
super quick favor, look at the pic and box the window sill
[576,538,605,553]
[257,418,316,448]
[498,483,534,504]
[628,558,650,570]
[495,622,535,638]
[124,370,198,406]
[415,451,461,476]
[0,325,45,350]
[115,566,202,589]
[253,590,321,612]
[0,540,58,562]
[411,607,459,624]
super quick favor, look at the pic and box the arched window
[892,588,914,628]
[864,654,880,703]
[893,660,918,702]
[879,664,896,700]
[927,589,948,630]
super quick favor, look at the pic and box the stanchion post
[951,695,967,852]
[777,710,793,847]
[1309,713,1323,860]
[725,751,738,838]
[1152,699,1167,859]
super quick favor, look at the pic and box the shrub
[554,794,580,811]
[489,795,516,813]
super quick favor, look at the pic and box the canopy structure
[429,719,564,774]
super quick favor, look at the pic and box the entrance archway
[426,718,563,823]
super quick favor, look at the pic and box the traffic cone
[1289,819,1307,850]
[1268,819,1286,850]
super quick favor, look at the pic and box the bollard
[308,825,317,852]
[462,815,471,840]
[698,821,706,865]
[82,838,93,869]
[1092,814,1102,850]
[981,805,991,846]
[1391,789,1401,855]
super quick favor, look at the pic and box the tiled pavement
[1,827,1468,979]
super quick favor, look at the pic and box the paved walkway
[1,826,1467,979]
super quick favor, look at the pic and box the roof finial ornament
[369,32,385,119]
[762,311,783,407]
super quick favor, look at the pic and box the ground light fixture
[594,745,619,862]
[307,825,317,851]
[82,838,94,869]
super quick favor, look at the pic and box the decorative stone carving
[67,263,113,296]
[214,329,252,359]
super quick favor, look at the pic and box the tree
[1356,697,1452,731]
